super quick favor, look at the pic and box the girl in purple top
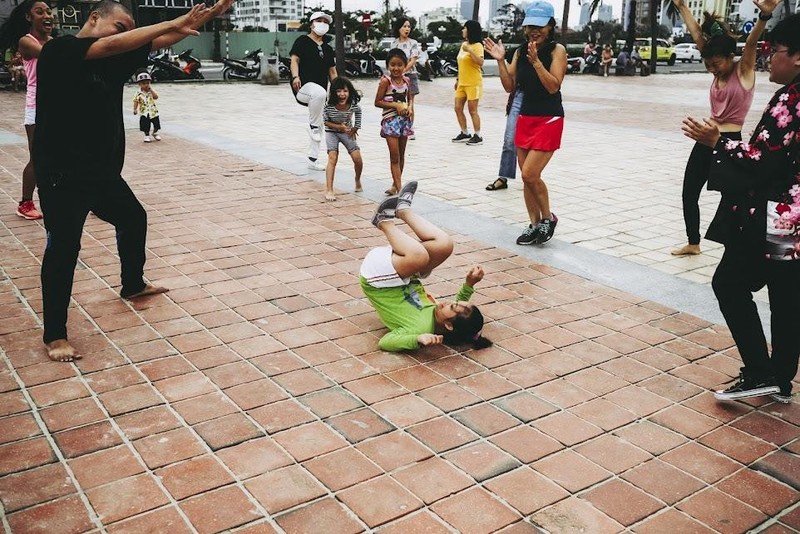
[0,0,53,220]
[670,0,779,256]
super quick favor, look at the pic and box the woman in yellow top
[451,20,485,146]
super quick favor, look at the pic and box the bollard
[261,55,279,85]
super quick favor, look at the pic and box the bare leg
[22,125,36,201]
[397,137,408,191]
[325,151,338,201]
[467,99,480,132]
[46,339,80,362]
[396,209,453,277]
[378,219,430,279]
[454,96,468,132]
[519,147,555,224]
[386,137,401,195]
[352,149,363,192]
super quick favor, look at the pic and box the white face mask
[312,22,329,36]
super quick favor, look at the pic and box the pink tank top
[709,65,754,127]
[22,33,42,110]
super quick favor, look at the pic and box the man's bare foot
[671,244,701,256]
[354,181,363,192]
[123,283,169,300]
[46,339,81,362]
[325,191,337,202]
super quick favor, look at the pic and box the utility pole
[649,0,657,73]
[472,0,480,21]
[334,0,345,76]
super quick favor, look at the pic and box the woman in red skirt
[484,0,566,245]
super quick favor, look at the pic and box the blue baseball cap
[522,1,555,27]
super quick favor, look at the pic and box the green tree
[427,16,464,43]
[494,3,525,42]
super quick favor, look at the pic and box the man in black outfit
[34,0,232,362]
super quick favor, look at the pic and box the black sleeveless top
[517,42,564,117]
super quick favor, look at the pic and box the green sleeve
[378,329,420,352]
[455,284,475,302]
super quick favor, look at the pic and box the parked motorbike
[582,48,600,75]
[278,57,291,80]
[440,55,458,76]
[344,52,383,78]
[0,62,12,89]
[222,48,261,81]
[566,56,584,74]
[150,49,203,81]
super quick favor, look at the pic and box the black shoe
[516,224,540,245]
[372,197,399,227]
[713,373,780,401]
[396,181,418,211]
[452,132,471,143]
[466,134,483,146]
[537,213,558,244]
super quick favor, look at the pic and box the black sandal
[486,178,508,191]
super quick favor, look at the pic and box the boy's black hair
[327,76,361,106]
[442,306,493,349]
[93,0,133,18]
[699,11,737,59]
[770,13,800,55]
[0,0,40,52]
[386,47,408,67]
[393,16,412,38]
[464,20,482,44]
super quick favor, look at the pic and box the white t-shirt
[391,38,419,75]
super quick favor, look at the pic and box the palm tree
[334,0,345,76]
[565,0,603,41]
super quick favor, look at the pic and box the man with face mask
[290,11,337,170]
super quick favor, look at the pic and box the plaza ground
[0,73,798,533]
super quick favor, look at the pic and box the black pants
[712,240,800,394]
[682,132,742,245]
[38,177,147,343]
[139,115,161,134]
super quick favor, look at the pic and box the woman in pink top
[0,0,53,220]
[670,0,779,256]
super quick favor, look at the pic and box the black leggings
[712,240,800,394]
[38,177,148,343]
[681,132,742,245]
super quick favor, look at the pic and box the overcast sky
[312,0,625,28]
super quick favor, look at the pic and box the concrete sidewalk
[0,74,799,533]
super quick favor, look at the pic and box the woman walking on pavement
[451,20,485,146]
[670,0,779,256]
[0,0,53,220]
[484,0,566,246]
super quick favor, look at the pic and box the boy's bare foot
[123,283,169,300]
[671,244,701,256]
[46,339,81,362]
[354,181,363,192]
[325,191,337,202]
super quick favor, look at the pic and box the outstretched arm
[739,0,780,72]
[152,0,234,51]
[85,4,207,60]
[673,0,706,51]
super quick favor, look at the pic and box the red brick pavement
[0,93,799,533]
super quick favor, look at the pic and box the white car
[674,43,701,63]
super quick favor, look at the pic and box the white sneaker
[153,133,162,141]
[308,125,321,142]
[143,136,152,143]
[308,160,326,171]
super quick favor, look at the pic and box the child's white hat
[136,72,152,82]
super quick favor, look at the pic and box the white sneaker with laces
[153,133,162,141]
[143,135,152,143]
[308,160,326,171]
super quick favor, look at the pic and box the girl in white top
[0,0,53,220]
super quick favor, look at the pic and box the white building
[579,2,613,25]
[419,6,465,34]
[233,0,303,30]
